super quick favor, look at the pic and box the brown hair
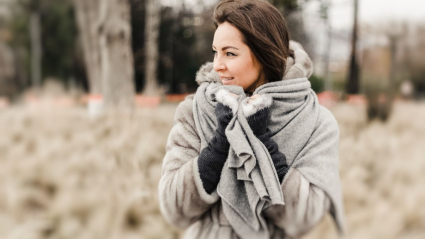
[214,0,293,83]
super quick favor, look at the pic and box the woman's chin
[221,80,235,85]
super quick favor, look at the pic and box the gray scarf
[192,41,344,238]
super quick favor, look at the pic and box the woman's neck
[245,71,267,96]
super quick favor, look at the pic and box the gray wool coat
[159,42,344,239]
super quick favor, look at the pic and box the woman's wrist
[198,137,229,194]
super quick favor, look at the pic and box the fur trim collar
[195,62,221,85]
[283,41,314,80]
[216,89,239,115]
[241,94,273,117]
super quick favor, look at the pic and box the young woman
[158,0,345,238]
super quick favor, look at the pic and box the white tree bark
[143,0,161,96]
[30,11,42,87]
[74,0,135,108]
[74,0,102,95]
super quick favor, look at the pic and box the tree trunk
[74,0,135,108]
[98,0,135,107]
[30,11,42,87]
[324,19,332,91]
[74,0,103,95]
[143,0,161,96]
[346,0,360,94]
[389,34,398,97]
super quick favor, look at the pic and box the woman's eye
[212,50,236,57]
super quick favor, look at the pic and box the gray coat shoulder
[173,94,196,131]
[317,105,340,135]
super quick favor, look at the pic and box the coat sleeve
[264,168,331,238]
[264,106,340,238]
[158,96,219,229]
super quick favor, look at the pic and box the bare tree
[74,0,102,95]
[346,0,360,94]
[143,0,161,96]
[74,0,135,107]
[320,0,332,91]
[29,10,42,87]
[20,0,44,87]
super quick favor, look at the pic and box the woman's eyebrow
[212,46,240,51]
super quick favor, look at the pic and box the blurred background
[0,0,424,238]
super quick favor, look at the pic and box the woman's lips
[221,77,234,85]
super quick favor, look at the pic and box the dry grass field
[0,99,424,239]
[305,102,425,239]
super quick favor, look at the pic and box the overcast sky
[162,0,425,30]
[328,0,425,30]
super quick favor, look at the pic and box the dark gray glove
[198,103,233,194]
[247,107,289,183]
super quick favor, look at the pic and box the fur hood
[195,40,314,86]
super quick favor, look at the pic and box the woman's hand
[214,91,238,136]
[215,102,233,138]
[198,101,235,195]
[246,94,269,136]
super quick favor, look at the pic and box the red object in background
[80,94,103,105]
[317,91,338,108]
[135,95,161,108]
[54,96,75,107]
[88,94,103,100]
[166,94,189,103]
[347,94,367,105]
[0,97,9,109]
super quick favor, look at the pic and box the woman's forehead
[213,22,245,48]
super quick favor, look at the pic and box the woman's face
[212,22,265,92]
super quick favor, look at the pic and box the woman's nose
[213,57,225,72]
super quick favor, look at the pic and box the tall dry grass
[0,101,424,238]
[305,102,425,239]
[0,105,178,239]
